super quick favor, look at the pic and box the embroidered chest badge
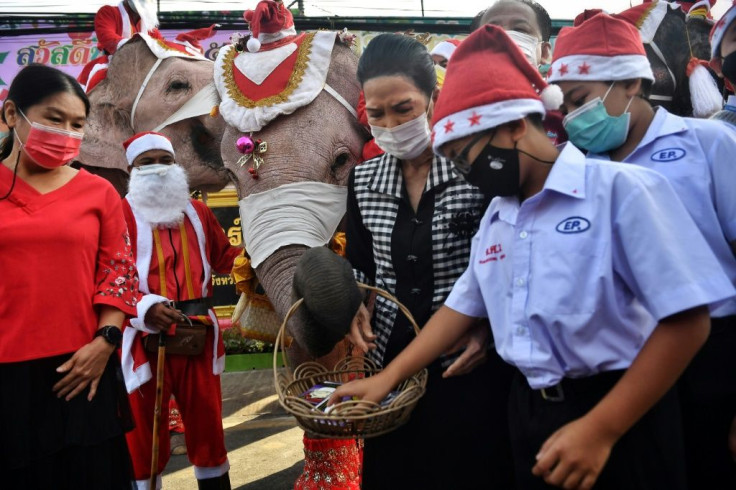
[479,243,506,264]
[556,217,591,234]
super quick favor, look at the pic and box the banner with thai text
[0,27,462,103]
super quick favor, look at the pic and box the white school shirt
[445,143,735,389]
[588,107,736,317]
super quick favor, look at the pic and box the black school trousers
[678,315,736,490]
[508,369,687,490]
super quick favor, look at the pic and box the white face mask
[506,30,541,67]
[370,113,431,160]
[134,163,173,176]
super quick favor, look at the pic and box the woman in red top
[0,64,139,489]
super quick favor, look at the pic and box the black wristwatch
[94,325,123,348]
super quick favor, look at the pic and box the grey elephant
[213,3,368,482]
[215,28,367,368]
[77,32,229,195]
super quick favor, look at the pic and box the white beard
[128,0,159,34]
[128,164,190,228]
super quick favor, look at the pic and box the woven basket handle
[273,283,421,397]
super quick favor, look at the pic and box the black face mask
[722,51,736,87]
[463,143,520,198]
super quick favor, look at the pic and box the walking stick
[149,332,167,489]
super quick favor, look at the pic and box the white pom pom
[540,84,563,111]
[688,63,723,118]
[246,37,261,53]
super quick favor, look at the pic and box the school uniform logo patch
[556,217,590,234]
[650,148,686,162]
[479,243,506,264]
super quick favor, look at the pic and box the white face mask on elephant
[238,182,347,268]
[370,114,431,160]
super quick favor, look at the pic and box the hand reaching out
[327,372,394,407]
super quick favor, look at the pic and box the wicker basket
[273,284,428,439]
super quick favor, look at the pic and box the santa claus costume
[120,132,241,490]
[79,0,159,90]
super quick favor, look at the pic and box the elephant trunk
[255,244,351,368]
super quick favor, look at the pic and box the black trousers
[508,370,687,490]
[362,350,516,490]
[678,316,736,490]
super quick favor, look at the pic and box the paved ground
[162,369,305,489]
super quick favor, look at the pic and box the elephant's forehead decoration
[214,0,358,179]
[213,0,358,132]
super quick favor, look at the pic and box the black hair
[357,33,436,99]
[475,0,553,42]
[527,112,545,129]
[0,64,90,161]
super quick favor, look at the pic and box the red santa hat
[548,14,654,83]
[174,24,219,55]
[431,24,563,152]
[573,9,604,27]
[123,131,175,166]
[430,38,461,61]
[243,0,297,53]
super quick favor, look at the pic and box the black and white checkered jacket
[347,152,485,365]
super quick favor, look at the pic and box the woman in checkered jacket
[344,33,516,489]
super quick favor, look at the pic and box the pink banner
[0,28,241,102]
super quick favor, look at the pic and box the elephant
[216,34,368,367]
[622,0,720,118]
[76,34,230,195]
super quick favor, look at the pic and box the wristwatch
[94,325,123,348]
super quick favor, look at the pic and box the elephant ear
[292,246,363,358]
[78,39,151,183]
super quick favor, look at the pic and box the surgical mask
[18,110,83,169]
[562,83,633,154]
[464,143,521,198]
[370,113,431,160]
[506,30,541,67]
[722,51,736,87]
[133,163,174,176]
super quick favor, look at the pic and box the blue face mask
[562,83,633,154]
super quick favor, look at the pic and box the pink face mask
[18,110,83,169]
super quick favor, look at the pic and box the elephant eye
[331,152,350,172]
[168,80,191,92]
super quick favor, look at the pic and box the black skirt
[0,352,134,489]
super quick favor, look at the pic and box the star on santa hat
[548,14,654,83]
[430,25,563,153]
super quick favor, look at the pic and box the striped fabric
[350,152,485,364]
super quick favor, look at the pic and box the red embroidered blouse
[0,167,138,363]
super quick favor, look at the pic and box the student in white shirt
[550,13,736,487]
[330,24,735,490]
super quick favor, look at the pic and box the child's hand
[327,372,393,406]
[531,415,617,490]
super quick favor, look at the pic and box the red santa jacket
[95,2,141,55]
[120,197,241,392]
